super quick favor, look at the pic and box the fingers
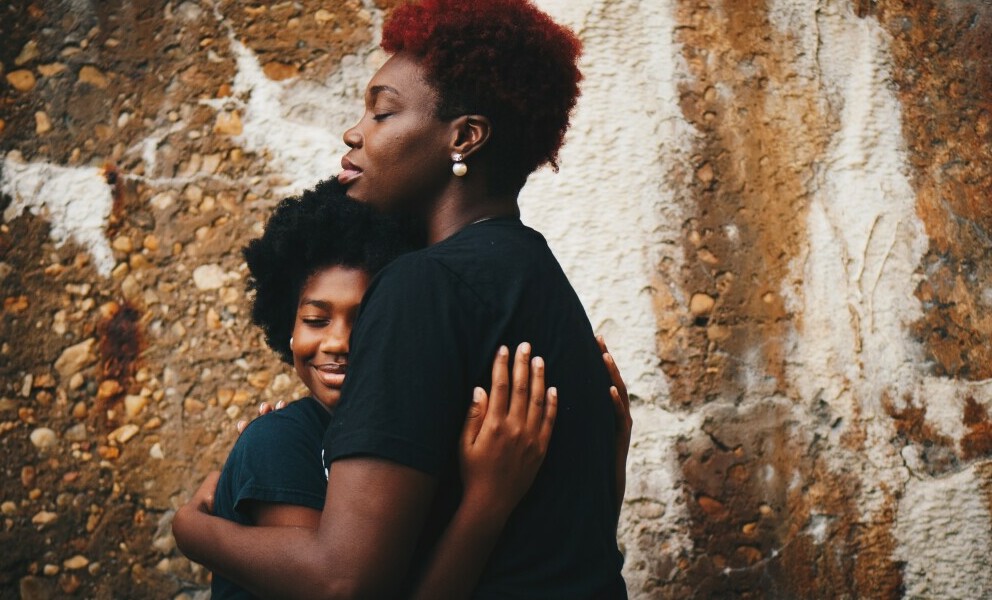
[193,470,222,514]
[524,356,546,433]
[236,419,248,434]
[258,402,273,416]
[508,342,532,423]
[538,387,558,452]
[602,351,629,408]
[460,387,489,452]
[596,334,608,355]
[489,345,510,416]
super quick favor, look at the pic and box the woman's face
[291,265,370,410]
[339,52,453,213]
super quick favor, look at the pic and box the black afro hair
[242,178,414,363]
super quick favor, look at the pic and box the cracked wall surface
[1,0,990,598]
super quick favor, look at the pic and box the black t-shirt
[212,397,332,600]
[324,217,626,599]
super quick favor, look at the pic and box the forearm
[174,458,435,599]
[173,505,338,599]
[411,493,510,600]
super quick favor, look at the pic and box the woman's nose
[343,122,362,149]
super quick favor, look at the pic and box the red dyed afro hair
[382,0,582,192]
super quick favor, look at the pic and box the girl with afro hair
[175,1,631,597]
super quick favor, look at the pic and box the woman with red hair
[175,1,629,597]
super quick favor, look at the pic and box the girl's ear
[448,114,492,160]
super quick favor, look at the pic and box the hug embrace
[172,0,632,598]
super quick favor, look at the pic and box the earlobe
[450,114,492,161]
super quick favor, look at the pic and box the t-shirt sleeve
[226,408,328,515]
[324,253,480,476]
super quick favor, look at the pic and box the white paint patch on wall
[778,0,924,488]
[0,152,115,276]
[780,0,927,420]
[526,0,695,404]
[202,38,385,197]
[893,462,992,598]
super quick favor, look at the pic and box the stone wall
[1,1,989,598]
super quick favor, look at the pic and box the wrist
[460,486,515,528]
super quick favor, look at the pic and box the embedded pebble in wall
[64,423,87,442]
[63,555,89,570]
[6,69,36,91]
[77,65,108,88]
[689,293,716,316]
[107,424,139,444]
[31,510,57,526]
[53,338,96,379]
[192,264,226,290]
[29,427,57,449]
[124,395,147,418]
[34,112,51,134]
[14,41,39,66]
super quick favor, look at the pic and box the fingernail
[532,356,544,369]
[499,345,509,356]
[237,420,246,430]
[473,387,484,402]
[276,400,286,409]
[258,402,266,412]
[549,387,557,399]
[519,342,531,355]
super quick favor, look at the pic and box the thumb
[461,387,489,452]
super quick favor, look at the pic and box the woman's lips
[338,169,362,185]
[339,157,362,185]
[312,363,346,388]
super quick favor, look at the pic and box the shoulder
[361,248,472,311]
[236,398,329,450]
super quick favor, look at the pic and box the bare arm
[249,502,322,529]
[174,458,436,599]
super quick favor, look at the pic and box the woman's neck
[425,186,521,244]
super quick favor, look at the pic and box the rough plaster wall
[1,0,990,598]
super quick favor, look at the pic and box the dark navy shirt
[212,397,331,600]
[324,217,627,599]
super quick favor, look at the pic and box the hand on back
[459,343,557,519]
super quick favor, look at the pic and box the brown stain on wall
[961,397,992,461]
[666,0,832,406]
[678,401,904,597]
[873,1,992,380]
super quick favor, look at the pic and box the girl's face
[338,52,454,213]
[291,265,370,410]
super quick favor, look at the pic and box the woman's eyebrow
[369,84,400,102]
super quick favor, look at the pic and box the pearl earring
[451,152,468,177]
[289,337,294,349]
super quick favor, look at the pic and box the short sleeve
[324,253,482,475]
[226,406,328,514]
